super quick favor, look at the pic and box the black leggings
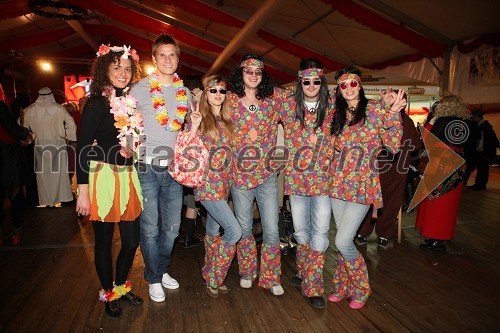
[0,185,25,230]
[92,220,140,291]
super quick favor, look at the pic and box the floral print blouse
[227,88,285,190]
[330,100,402,211]
[281,94,335,196]
[195,121,233,201]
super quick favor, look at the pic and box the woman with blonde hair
[416,95,471,250]
[190,75,242,298]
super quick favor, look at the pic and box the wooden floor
[1,167,499,333]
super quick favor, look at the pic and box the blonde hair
[198,75,233,144]
[434,95,469,120]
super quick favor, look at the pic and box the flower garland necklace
[149,72,188,131]
[107,87,145,160]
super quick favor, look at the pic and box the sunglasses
[339,81,359,90]
[243,69,263,76]
[302,79,321,86]
[208,88,227,94]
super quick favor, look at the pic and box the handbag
[168,131,209,188]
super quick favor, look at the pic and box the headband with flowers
[298,68,324,78]
[96,44,140,62]
[205,80,227,89]
[240,58,264,68]
[337,73,361,84]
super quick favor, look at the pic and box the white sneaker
[162,273,179,290]
[270,284,284,296]
[240,278,252,289]
[149,283,165,302]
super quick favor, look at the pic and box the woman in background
[416,95,471,250]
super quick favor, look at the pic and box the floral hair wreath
[96,44,140,62]
[337,73,361,84]
[240,58,264,68]
[205,80,227,89]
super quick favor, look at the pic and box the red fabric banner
[0,27,74,51]
[153,0,244,28]
[68,0,223,53]
[151,0,346,72]
[0,0,29,20]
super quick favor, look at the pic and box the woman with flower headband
[76,45,144,319]
[280,58,335,308]
[227,54,285,296]
[188,75,242,298]
[327,66,406,309]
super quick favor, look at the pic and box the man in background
[23,87,76,207]
[466,110,499,190]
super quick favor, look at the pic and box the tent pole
[440,46,453,96]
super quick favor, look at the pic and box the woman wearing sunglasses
[227,54,285,296]
[327,66,406,309]
[280,58,335,308]
[189,75,242,298]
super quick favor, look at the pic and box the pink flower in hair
[130,49,140,62]
[97,44,111,57]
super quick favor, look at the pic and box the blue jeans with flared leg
[330,198,370,261]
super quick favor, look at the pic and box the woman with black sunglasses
[280,58,335,308]
[327,66,406,309]
[189,75,242,298]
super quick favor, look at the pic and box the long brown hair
[198,75,233,144]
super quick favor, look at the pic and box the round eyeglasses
[243,69,263,76]
[339,81,359,90]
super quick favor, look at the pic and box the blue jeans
[138,163,183,283]
[290,195,331,252]
[201,200,242,245]
[330,198,370,261]
[231,175,279,245]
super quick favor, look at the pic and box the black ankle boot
[184,235,201,248]
[104,300,122,320]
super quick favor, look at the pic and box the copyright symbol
[445,120,469,145]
